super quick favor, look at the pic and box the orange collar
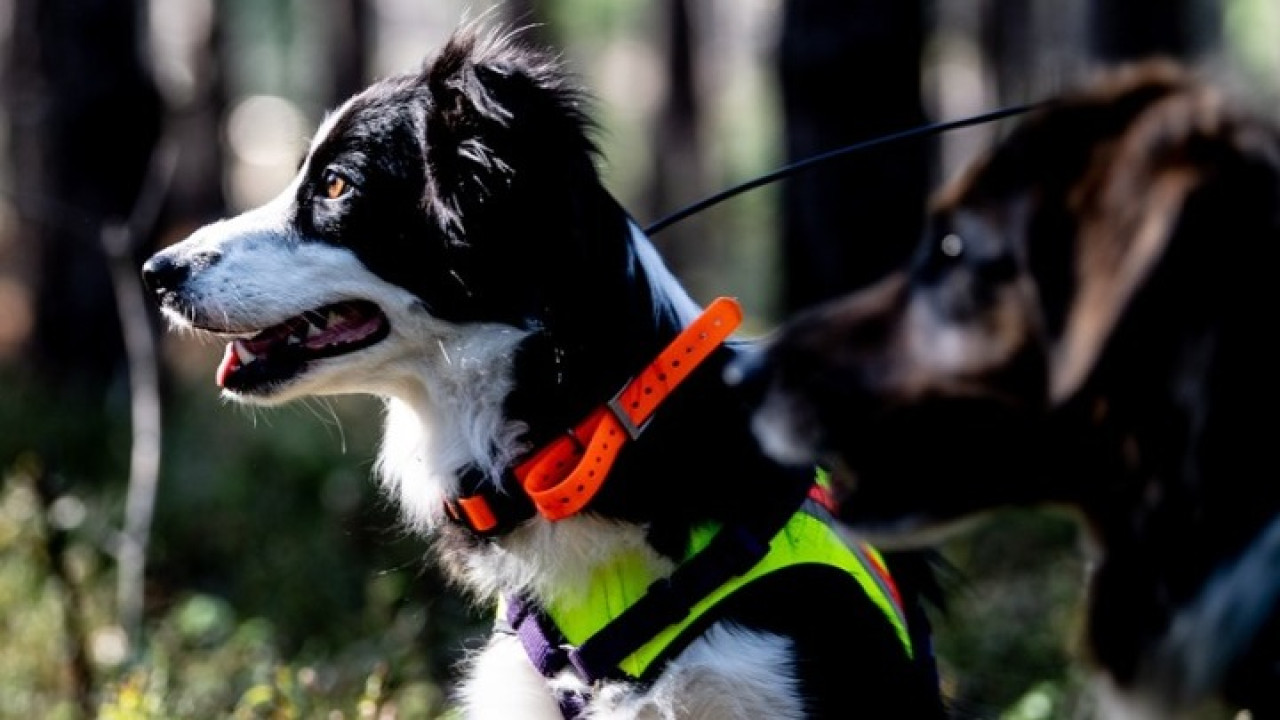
[516,296,743,520]
[448,297,743,533]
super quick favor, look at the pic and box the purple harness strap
[506,595,588,718]
[507,595,568,675]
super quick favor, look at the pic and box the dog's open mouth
[215,300,389,392]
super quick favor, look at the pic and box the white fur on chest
[458,624,805,720]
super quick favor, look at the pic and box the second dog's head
[732,60,1280,544]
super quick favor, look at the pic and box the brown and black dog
[731,61,1280,718]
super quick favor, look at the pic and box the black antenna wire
[643,102,1043,236]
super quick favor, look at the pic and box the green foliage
[0,369,484,719]
[93,592,444,719]
[932,509,1094,718]
[1,454,464,719]
[0,471,86,720]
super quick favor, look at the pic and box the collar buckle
[606,383,653,440]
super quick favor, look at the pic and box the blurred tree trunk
[984,0,1035,103]
[6,0,162,395]
[646,0,707,286]
[329,0,370,102]
[777,0,930,314]
[160,0,228,234]
[1089,0,1220,62]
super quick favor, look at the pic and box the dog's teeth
[303,310,328,330]
[234,340,257,363]
[327,310,344,326]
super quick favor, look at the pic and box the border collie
[141,23,945,719]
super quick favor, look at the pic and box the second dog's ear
[1050,152,1193,402]
[1050,82,1260,403]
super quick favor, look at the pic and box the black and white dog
[141,24,944,719]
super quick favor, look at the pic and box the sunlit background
[2,0,1278,718]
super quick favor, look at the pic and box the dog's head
[733,60,1280,543]
[142,26,661,410]
[140,24,716,535]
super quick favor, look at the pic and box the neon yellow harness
[501,498,913,684]
[554,510,911,678]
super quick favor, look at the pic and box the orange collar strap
[514,297,743,521]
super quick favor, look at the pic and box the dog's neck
[372,212,803,604]
[505,221,702,445]
[373,214,715,508]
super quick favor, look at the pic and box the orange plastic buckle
[457,495,499,534]
[444,495,501,534]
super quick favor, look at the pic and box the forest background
[2,0,1277,718]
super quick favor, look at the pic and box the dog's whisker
[304,397,348,454]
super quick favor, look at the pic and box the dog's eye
[322,170,351,200]
[939,233,964,258]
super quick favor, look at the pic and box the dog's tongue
[216,343,240,388]
[214,317,307,388]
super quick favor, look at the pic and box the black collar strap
[443,466,536,537]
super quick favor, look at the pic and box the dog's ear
[418,30,521,237]
[1049,76,1253,403]
[1049,100,1197,402]
[417,28,595,239]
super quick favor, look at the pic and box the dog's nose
[140,253,189,296]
